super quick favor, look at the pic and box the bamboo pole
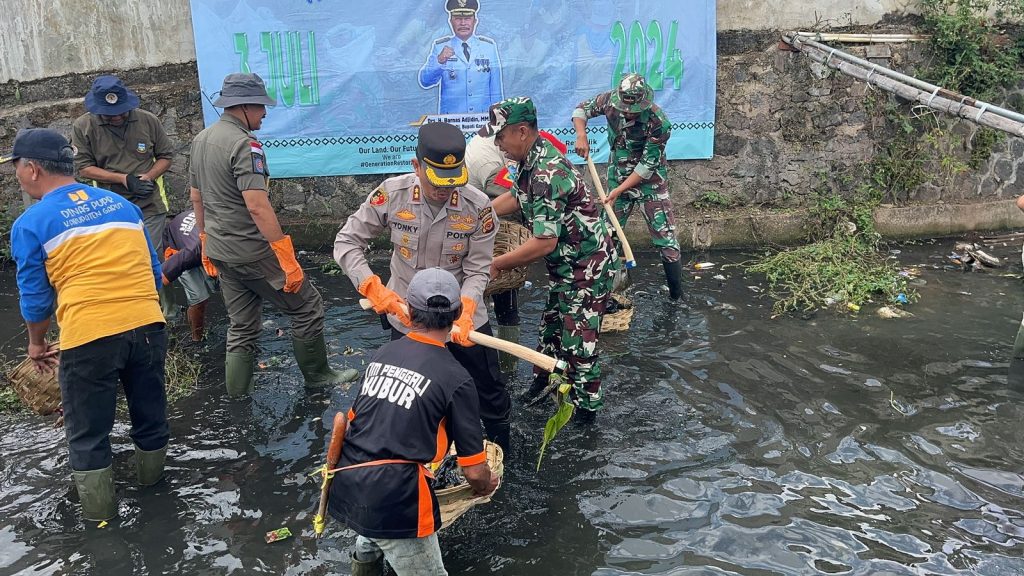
[784,36,1024,138]
[790,32,929,43]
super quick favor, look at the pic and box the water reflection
[0,243,1022,575]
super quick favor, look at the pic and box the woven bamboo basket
[484,221,531,297]
[6,343,61,416]
[436,441,504,528]
[600,293,634,333]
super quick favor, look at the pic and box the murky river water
[1,239,1023,575]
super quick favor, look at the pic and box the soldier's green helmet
[610,73,654,114]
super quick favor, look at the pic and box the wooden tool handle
[359,298,565,373]
[314,411,349,537]
[586,156,636,268]
[326,411,348,467]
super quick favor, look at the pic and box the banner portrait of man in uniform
[418,0,504,115]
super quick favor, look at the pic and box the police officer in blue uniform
[418,0,504,115]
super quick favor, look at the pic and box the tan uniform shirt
[188,114,273,263]
[334,173,498,333]
[465,134,508,199]
[71,109,173,219]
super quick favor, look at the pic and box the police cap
[446,0,478,16]
[416,122,468,188]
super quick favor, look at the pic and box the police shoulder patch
[369,187,388,206]
[479,206,495,234]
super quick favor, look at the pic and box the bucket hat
[610,73,654,114]
[84,75,140,116]
[212,73,277,108]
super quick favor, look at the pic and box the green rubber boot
[293,334,360,387]
[225,351,255,397]
[135,444,167,486]
[494,324,521,372]
[350,552,384,576]
[72,465,117,522]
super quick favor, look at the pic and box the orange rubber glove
[450,296,476,347]
[163,246,179,261]
[358,275,411,326]
[270,235,304,293]
[198,232,218,278]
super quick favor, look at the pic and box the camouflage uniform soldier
[487,97,619,416]
[573,73,684,300]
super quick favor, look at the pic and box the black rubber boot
[523,372,551,402]
[483,419,511,456]
[662,259,684,300]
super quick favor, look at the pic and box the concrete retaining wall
[1,1,922,83]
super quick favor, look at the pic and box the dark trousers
[491,289,520,326]
[390,322,511,424]
[59,323,170,471]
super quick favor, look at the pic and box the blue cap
[84,75,140,115]
[3,128,74,164]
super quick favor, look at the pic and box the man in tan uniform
[189,73,350,397]
[72,75,173,250]
[334,121,511,453]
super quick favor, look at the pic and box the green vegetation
[693,191,742,209]
[920,0,1024,101]
[748,0,1024,316]
[748,186,912,315]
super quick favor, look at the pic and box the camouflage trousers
[535,267,614,411]
[609,177,681,263]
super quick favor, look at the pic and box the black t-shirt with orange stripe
[328,332,486,539]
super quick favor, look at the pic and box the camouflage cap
[610,73,654,114]
[482,97,537,136]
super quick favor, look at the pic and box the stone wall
[2,29,1023,250]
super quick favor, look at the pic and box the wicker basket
[484,221,531,297]
[6,343,62,416]
[436,441,504,528]
[600,293,634,333]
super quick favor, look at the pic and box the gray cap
[212,73,277,108]
[406,268,461,312]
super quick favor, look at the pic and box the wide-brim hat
[417,122,468,187]
[84,75,141,116]
[212,73,277,108]
[610,73,654,114]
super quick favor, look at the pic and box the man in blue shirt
[6,128,168,522]
[418,0,504,115]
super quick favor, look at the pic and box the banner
[189,0,716,177]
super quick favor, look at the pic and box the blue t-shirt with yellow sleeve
[11,183,163,350]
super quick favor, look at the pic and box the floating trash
[265,527,292,543]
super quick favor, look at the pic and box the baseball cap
[1,128,74,164]
[482,97,537,136]
[416,122,468,187]
[406,268,462,312]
